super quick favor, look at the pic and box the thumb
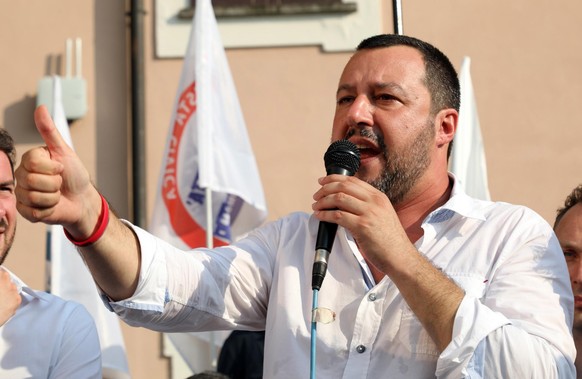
[33,105,72,158]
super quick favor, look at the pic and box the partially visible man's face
[0,153,16,265]
[331,46,437,205]
[555,203,582,329]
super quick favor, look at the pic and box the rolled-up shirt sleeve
[106,221,169,316]
[104,220,272,333]
[436,222,575,378]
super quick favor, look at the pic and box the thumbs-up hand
[15,105,102,237]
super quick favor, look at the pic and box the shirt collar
[424,173,489,224]
[1,266,44,300]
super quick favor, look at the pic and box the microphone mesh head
[324,140,361,175]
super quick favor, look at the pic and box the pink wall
[1,0,581,377]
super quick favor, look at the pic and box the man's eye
[375,94,396,101]
[564,250,576,259]
[337,96,354,105]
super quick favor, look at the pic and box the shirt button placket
[354,294,375,353]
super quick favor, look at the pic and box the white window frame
[155,0,384,58]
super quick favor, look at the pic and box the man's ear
[435,108,458,148]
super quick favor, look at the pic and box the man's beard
[574,311,582,331]
[368,119,435,204]
[0,222,16,266]
[573,286,582,331]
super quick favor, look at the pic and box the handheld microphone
[312,139,360,290]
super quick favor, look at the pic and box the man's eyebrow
[560,240,582,250]
[336,83,354,96]
[374,82,405,93]
[336,82,406,95]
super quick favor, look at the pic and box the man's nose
[347,95,373,127]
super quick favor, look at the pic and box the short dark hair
[357,34,460,158]
[0,129,16,176]
[554,184,582,228]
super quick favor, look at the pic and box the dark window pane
[179,0,357,19]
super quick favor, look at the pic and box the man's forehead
[350,45,423,64]
[564,203,582,221]
[0,152,11,165]
[344,45,424,73]
[557,203,582,233]
[338,46,427,91]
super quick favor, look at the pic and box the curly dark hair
[0,129,16,176]
[554,184,582,228]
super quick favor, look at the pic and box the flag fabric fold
[450,57,491,201]
[47,76,130,379]
[149,0,267,373]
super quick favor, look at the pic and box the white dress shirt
[110,177,576,378]
[0,269,102,379]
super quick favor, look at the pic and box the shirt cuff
[105,220,168,313]
[436,295,511,377]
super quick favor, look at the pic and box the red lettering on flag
[161,81,227,248]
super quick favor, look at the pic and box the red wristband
[64,194,110,247]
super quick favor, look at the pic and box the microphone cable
[310,140,360,379]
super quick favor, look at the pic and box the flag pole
[392,0,403,35]
[204,187,218,367]
[205,188,214,249]
[201,1,218,368]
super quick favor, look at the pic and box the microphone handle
[327,167,352,176]
[311,160,357,290]
[312,221,338,290]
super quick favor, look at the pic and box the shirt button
[368,293,377,301]
[356,345,366,353]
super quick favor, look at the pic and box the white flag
[450,57,491,201]
[150,0,266,252]
[47,76,130,379]
[149,0,267,373]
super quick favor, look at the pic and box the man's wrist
[64,193,110,247]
